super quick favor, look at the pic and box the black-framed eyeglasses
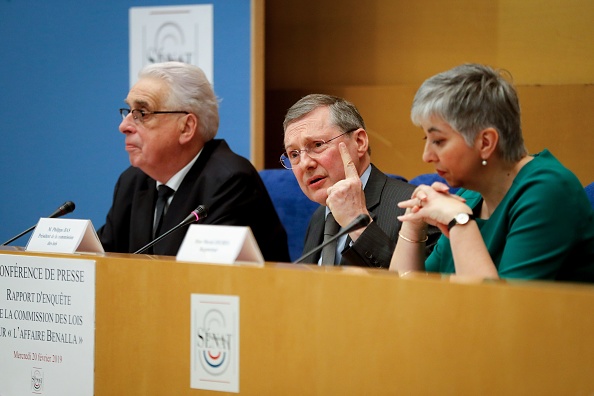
[280,128,358,170]
[119,108,189,123]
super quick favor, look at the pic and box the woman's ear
[476,127,499,160]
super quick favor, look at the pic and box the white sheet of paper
[25,218,104,254]
[190,294,240,392]
[129,5,214,86]
[0,254,96,396]
[176,225,264,265]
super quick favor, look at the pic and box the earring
[482,159,487,166]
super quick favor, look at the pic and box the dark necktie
[153,185,174,238]
[320,212,340,265]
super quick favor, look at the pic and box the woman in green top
[389,64,594,282]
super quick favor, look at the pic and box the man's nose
[298,150,317,169]
[119,115,135,134]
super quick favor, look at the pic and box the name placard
[26,218,104,254]
[176,225,264,265]
[0,254,96,395]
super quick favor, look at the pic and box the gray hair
[139,62,219,141]
[283,94,366,133]
[411,64,527,163]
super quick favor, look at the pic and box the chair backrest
[585,182,594,209]
[259,169,319,261]
[409,173,459,193]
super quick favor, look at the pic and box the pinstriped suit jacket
[300,164,439,268]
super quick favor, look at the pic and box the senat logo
[196,309,233,376]
[146,22,192,64]
[31,368,44,393]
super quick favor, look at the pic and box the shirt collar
[156,149,203,192]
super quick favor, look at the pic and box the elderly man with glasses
[98,61,289,262]
[282,94,439,268]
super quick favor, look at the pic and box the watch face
[456,213,470,225]
[448,212,474,230]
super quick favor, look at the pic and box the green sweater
[425,149,594,282]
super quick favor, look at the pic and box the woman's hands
[398,182,469,236]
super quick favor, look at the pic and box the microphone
[134,205,208,254]
[1,201,76,246]
[47,201,76,219]
[0,201,75,246]
[293,213,371,264]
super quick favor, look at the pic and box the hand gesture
[325,142,371,235]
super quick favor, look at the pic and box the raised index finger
[339,142,359,179]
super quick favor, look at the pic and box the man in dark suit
[98,62,289,262]
[282,94,438,268]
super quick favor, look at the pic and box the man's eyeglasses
[280,129,357,169]
[119,108,189,124]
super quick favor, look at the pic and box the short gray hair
[411,64,527,163]
[283,94,366,133]
[139,62,219,141]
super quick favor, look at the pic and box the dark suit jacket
[300,164,439,268]
[98,139,290,262]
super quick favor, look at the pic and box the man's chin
[128,157,145,170]
[306,191,328,206]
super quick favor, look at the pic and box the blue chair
[259,169,319,262]
[585,182,594,209]
[409,173,459,193]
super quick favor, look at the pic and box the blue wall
[0,0,251,244]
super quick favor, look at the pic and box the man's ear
[179,113,198,145]
[476,127,498,160]
[353,128,369,158]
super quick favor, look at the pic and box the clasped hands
[398,182,468,237]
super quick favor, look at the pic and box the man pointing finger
[282,94,439,268]
[324,142,370,243]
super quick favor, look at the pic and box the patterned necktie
[320,212,340,265]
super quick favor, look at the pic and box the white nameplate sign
[26,218,104,254]
[177,225,264,265]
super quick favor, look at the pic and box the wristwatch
[447,213,476,231]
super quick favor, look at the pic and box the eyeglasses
[119,108,189,124]
[280,129,357,169]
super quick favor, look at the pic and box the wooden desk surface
[2,250,593,395]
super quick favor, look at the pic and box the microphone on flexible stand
[292,214,371,264]
[47,201,76,219]
[1,201,76,246]
[134,205,208,254]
